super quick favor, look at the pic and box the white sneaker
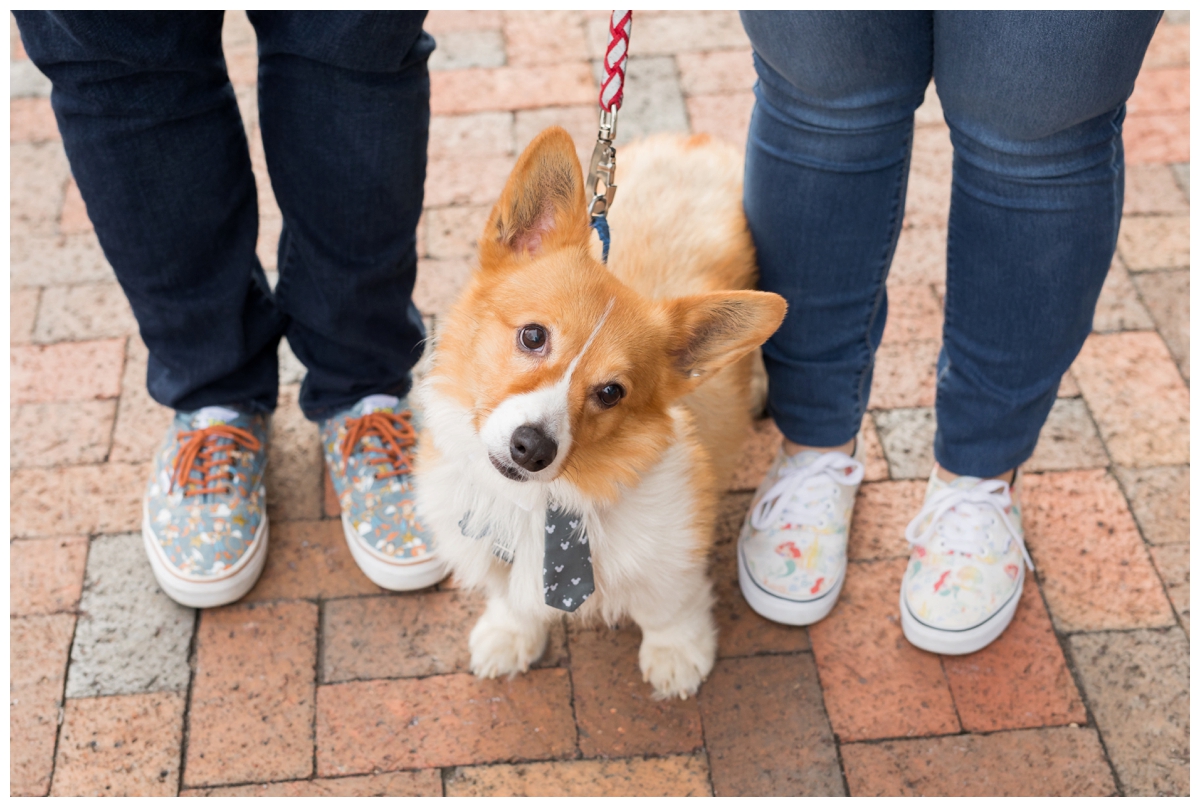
[899,467,1034,655]
[737,441,865,625]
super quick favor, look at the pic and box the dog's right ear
[478,126,592,266]
[661,290,787,395]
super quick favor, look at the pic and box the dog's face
[428,127,785,501]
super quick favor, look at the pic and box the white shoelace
[904,477,1034,570]
[750,451,865,531]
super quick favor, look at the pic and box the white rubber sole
[737,544,845,626]
[340,513,448,591]
[899,569,1024,655]
[142,506,269,609]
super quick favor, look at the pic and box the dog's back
[605,132,757,297]
[605,133,760,487]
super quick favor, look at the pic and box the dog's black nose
[510,424,558,472]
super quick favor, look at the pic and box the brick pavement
[9,10,1190,797]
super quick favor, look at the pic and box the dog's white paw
[638,639,715,700]
[468,614,547,679]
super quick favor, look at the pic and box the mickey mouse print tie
[543,500,594,612]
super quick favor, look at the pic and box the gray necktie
[542,500,594,612]
[458,501,595,612]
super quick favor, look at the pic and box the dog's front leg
[468,591,552,679]
[628,567,718,700]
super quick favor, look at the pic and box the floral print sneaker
[899,467,1035,655]
[737,441,865,625]
[142,406,270,608]
[321,394,447,591]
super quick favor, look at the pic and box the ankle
[782,437,855,458]
[935,464,1016,485]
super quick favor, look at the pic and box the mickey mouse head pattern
[543,501,594,612]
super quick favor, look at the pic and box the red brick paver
[8,10,1191,798]
[11,97,57,142]
[808,559,961,741]
[446,755,712,796]
[185,601,318,788]
[58,177,91,233]
[182,770,442,797]
[870,339,940,409]
[841,727,1117,796]
[315,670,576,775]
[1150,543,1190,634]
[265,384,324,522]
[10,287,39,344]
[1123,163,1189,214]
[11,400,117,468]
[699,654,843,796]
[320,591,569,682]
[108,336,173,464]
[1023,470,1176,631]
[676,49,756,96]
[431,64,594,115]
[10,614,76,796]
[1073,332,1189,467]
[1118,215,1190,271]
[569,626,704,759]
[503,11,590,67]
[11,338,125,404]
[51,692,185,797]
[941,582,1087,732]
[10,536,88,615]
[11,462,147,538]
[243,519,381,603]
[1125,113,1190,164]
[848,480,925,561]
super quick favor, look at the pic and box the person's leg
[246,12,445,591]
[740,11,934,451]
[14,11,284,414]
[736,12,933,626]
[932,10,1162,477]
[14,11,280,608]
[247,11,432,422]
[899,11,1161,655]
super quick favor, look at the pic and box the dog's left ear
[662,290,787,391]
[479,126,591,265]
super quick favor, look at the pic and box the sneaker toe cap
[903,564,1019,631]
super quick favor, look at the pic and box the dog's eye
[519,324,547,352]
[596,383,625,408]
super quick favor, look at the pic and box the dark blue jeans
[14,11,433,421]
[740,11,1161,477]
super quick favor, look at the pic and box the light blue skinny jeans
[740,11,1161,477]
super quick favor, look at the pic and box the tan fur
[604,132,765,497]
[416,126,785,698]
[430,128,784,510]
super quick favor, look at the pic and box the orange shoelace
[170,425,262,497]
[340,409,417,479]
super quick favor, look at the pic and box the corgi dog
[413,127,786,699]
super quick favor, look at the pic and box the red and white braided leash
[599,10,632,113]
[587,10,632,251]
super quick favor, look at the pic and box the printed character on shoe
[900,468,1035,655]
[738,442,865,625]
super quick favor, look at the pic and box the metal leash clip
[586,109,618,219]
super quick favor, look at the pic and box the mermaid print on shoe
[737,440,865,625]
[899,467,1035,655]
